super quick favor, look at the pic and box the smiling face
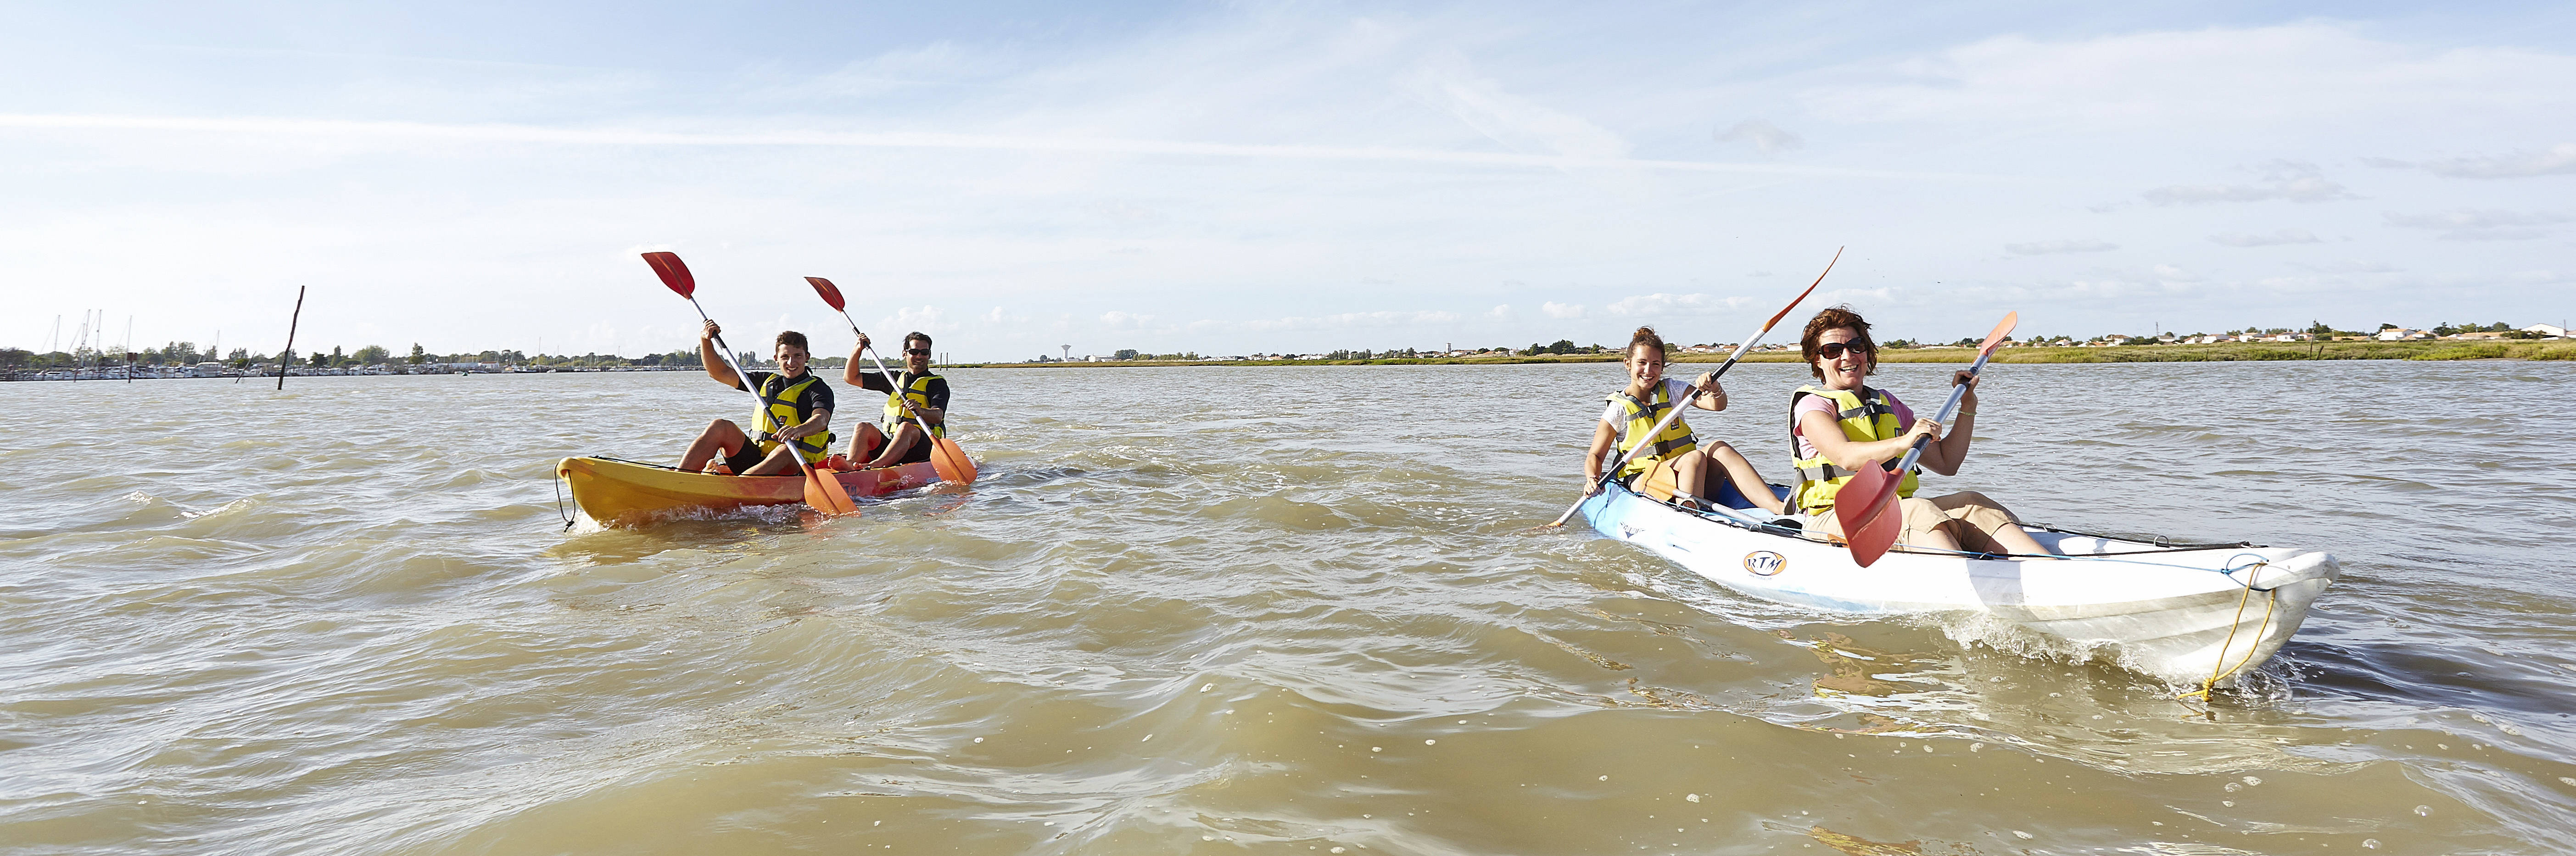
[1812,326,1872,390]
[902,336,932,373]
[1625,343,1667,389]
[773,342,810,377]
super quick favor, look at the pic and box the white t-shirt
[1600,377,1696,427]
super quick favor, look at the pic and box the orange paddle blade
[1977,311,2019,356]
[1835,460,1905,567]
[805,277,846,311]
[802,462,860,516]
[642,252,695,298]
[930,439,977,484]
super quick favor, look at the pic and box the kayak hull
[1576,480,2338,685]
[556,456,943,528]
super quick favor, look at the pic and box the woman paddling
[1789,306,2051,556]
[1585,326,1784,513]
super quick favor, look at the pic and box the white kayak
[1576,479,2339,686]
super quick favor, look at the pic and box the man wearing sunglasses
[841,330,952,469]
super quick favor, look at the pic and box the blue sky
[6,2,2573,361]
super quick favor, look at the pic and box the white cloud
[1542,301,1586,319]
[2369,143,2576,178]
[1604,293,1755,316]
[2142,161,2354,206]
[878,305,953,333]
[2209,228,2322,247]
[2004,239,2118,255]
[2383,209,2570,240]
[1403,52,1631,160]
[1486,304,1513,319]
[1237,310,1464,332]
[1098,310,1157,330]
[1715,119,1804,155]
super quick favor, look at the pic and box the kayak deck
[556,456,944,528]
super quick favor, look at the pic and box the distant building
[2525,323,2569,339]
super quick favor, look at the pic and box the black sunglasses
[1815,341,1873,359]
[903,348,932,356]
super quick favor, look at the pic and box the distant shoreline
[950,339,2576,368]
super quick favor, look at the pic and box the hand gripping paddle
[642,252,859,517]
[805,276,978,484]
[1836,311,2017,567]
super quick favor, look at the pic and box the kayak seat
[1714,481,1792,511]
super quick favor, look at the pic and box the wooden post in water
[277,286,305,390]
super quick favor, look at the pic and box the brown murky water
[4,361,2572,855]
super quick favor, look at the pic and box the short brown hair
[1626,326,1665,360]
[905,332,932,350]
[774,330,809,352]
[1799,306,1875,380]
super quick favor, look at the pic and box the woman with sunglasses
[842,331,951,469]
[1790,306,2051,557]
[1585,326,1784,513]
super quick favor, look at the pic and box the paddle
[642,252,859,517]
[1547,247,1843,528]
[804,276,979,484]
[1836,311,2018,567]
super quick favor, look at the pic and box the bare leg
[683,419,748,471]
[1671,450,1709,506]
[866,422,926,468]
[1702,441,1784,513]
[844,423,887,466]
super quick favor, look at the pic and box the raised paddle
[1547,247,1843,528]
[1836,311,2018,567]
[804,276,979,484]
[642,252,859,517]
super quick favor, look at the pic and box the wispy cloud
[2004,239,2118,255]
[2209,228,2321,247]
[1715,119,1803,155]
[1236,310,1464,332]
[2366,143,2576,178]
[0,113,1980,179]
[2383,209,2569,240]
[2142,161,2353,206]
[1604,293,1757,317]
[1542,301,1586,319]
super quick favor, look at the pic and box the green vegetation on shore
[950,339,2576,368]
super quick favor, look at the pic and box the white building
[2525,323,2569,339]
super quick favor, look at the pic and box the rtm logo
[1743,551,1787,576]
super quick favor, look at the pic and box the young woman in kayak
[1584,326,1784,513]
[1790,306,2050,556]
[679,321,836,477]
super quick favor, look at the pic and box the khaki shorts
[1805,492,2021,554]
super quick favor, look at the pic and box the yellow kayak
[556,456,944,527]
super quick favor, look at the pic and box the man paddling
[681,321,837,476]
[843,331,950,468]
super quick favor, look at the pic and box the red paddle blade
[930,439,978,484]
[1848,485,1905,567]
[642,252,695,298]
[1835,461,1905,567]
[1977,311,2019,356]
[805,277,846,311]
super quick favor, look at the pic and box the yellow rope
[2179,561,2278,703]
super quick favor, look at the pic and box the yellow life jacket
[753,373,833,464]
[1607,382,1697,479]
[1789,384,1919,513]
[881,371,945,439]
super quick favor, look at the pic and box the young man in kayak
[1584,326,1784,513]
[1789,306,2050,556]
[842,330,950,469]
[679,321,837,476]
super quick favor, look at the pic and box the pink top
[1793,388,1912,460]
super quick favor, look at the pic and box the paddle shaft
[1547,249,1840,528]
[1884,346,2000,476]
[830,309,946,446]
[690,299,825,464]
